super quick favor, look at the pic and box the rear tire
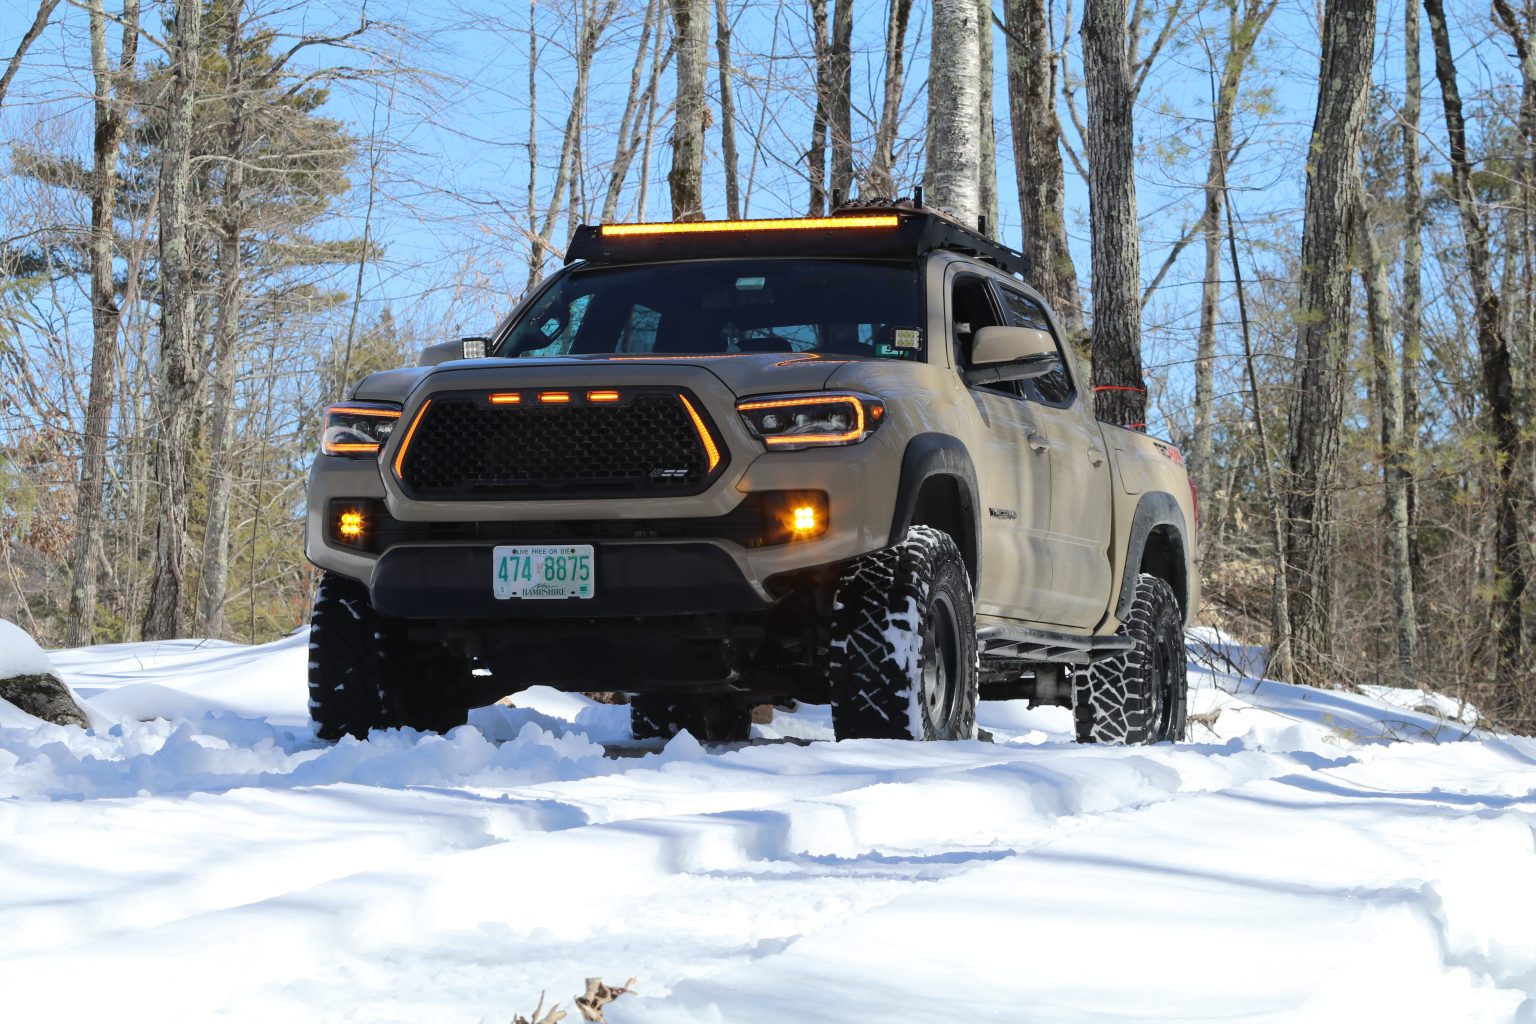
[307,572,476,741]
[827,526,979,741]
[629,693,752,743]
[1073,573,1187,745]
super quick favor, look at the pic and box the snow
[0,619,56,679]
[0,630,1532,1022]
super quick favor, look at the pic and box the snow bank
[0,619,53,678]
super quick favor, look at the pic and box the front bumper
[304,365,905,617]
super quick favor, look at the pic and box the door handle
[1027,432,1049,454]
[1088,446,1106,466]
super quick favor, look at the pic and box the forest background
[4,0,1534,729]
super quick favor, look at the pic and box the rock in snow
[0,619,89,728]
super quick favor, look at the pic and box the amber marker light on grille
[587,390,620,402]
[489,392,522,404]
[599,215,900,238]
[539,391,571,404]
[392,398,432,478]
[678,395,721,472]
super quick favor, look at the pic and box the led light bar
[600,215,900,238]
[678,395,721,471]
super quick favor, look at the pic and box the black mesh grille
[397,390,720,499]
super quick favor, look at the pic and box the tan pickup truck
[304,202,1199,746]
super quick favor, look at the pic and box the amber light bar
[489,393,522,404]
[678,395,722,472]
[539,391,572,404]
[600,215,900,238]
[587,390,620,402]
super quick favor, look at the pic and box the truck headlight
[736,392,886,450]
[321,402,402,457]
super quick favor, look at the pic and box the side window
[996,287,1074,406]
[952,274,1019,397]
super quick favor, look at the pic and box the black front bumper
[368,542,771,619]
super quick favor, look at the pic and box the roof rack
[565,195,1031,279]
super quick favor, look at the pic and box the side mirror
[965,326,1062,386]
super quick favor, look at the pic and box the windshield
[495,259,924,360]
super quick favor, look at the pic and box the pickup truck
[304,202,1199,746]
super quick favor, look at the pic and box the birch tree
[926,0,982,224]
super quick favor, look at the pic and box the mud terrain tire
[629,693,752,743]
[308,572,476,740]
[827,526,979,741]
[1073,573,1187,745]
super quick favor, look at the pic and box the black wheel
[629,693,752,743]
[307,572,476,741]
[1073,573,1187,745]
[827,525,979,741]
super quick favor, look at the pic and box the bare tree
[977,0,997,232]
[1280,0,1376,687]
[1400,0,1423,596]
[999,0,1084,342]
[66,0,139,646]
[1189,0,1276,498]
[1425,0,1527,717]
[0,0,61,110]
[926,0,981,223]
[142,0,204,640]
[714,0,741,217]
[1358,204,1417,679]
[865,0,915,199]
[668,0,708,220]
[808,0,830,213]
[829,0,854,203]
[1083,0,1144,428]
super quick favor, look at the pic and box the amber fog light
[765,491,828,543]
[328,500,372,550]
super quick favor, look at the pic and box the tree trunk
[1400,0,1423,598]
[714,0,740,217]
[808,0,830,213]
[1083,0,1144,428]
[1426,0,1528,721]
[1359,205,1418,680]
[866,0,915,198]
[829,0,854,204]
[1001,0,1084,344]
[668,0,707,220]
[196,0,246,638]
[925,0,981,224]
[1191,0,1275,500]
[1281,0,1375,688]
[141,0,204,641]
[67,0,139,647]
[977,0,997,233]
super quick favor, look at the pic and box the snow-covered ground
[1,628,1533,1022]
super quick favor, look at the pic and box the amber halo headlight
[736,392,886,450]
[321,401,401,457]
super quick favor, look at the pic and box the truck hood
[349,353,846,404]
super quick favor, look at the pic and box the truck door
[950,270,1056,623]
[991,283,1114,628]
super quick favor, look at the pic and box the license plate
[492,545,595,600]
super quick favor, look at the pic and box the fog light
[767,492,827,542]
[338,510,364,540]
[792,505,818,533]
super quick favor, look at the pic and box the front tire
[307,572,477,741]
[1073,573,1187,745]
[827,526,979,741]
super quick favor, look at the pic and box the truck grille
[394,389,724,500]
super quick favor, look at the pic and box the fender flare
[1114,491,1189,621]
[889,433,981,578]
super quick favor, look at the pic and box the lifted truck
[305,202,1199,745]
